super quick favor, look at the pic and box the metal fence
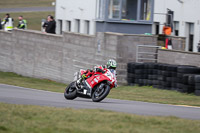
[136,45,161,63]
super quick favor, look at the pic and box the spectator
[42,15,56,34]
[162,23,172,49]
[1,13,14,31]
[162,23,172,36]
[17,15,27,29]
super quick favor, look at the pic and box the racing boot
[76,80,85,92]
[76,78,81,88]
[82,81,91,96]
[77,74,87,85]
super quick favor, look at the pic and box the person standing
[162,23,172,36]
[42,15,56,34]
[17,15,27,29]
[1,13,14,31]
[162,23,172,49]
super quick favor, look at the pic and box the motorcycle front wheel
[64,82,77,100]
[92,83,110,102]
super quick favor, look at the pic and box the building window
[109,0,121,19]
[96,0,106,19]
[140,0,152,21]
[106,0,153,22]
[66,21,71,32]
[85,20,90,34]
[109,0,139,20]
[58,19,63,34]
[75,19,80,33]
[188,23,194,52]
[122,0,138,20]
[174,21,179,36]
[153,22,159,35]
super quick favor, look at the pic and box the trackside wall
[0,30,157,84]
[0,29,185,84]
[116,34,158,84]
[0,29,117,83]
[158,49,200,67]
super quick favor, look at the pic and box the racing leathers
[77,65,117,88]
[82,65,106,80]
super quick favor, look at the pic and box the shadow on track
[73,99,123,104]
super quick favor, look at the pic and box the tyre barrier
[127,62,200,96]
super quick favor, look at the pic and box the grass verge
[0,71,66,93]
[0,0,54,9]
[108,86,200,106]
[0,102,200,133]
[0,11,55,31]
[1,71,200,106]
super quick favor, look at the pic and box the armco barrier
[127,62,200,96]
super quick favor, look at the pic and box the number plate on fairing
[105,70,112,80]
[94,78,99,83]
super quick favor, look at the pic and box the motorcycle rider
[77,59,117,94]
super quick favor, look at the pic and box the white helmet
[107,59,117,69]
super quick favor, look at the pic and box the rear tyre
[64,82,77,100]
[92,83,110,102]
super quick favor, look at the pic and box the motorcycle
[64,68,117,102]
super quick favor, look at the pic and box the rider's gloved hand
[82,74,87,79]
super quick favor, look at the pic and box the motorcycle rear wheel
[92,83,110,102]
[64,82,77,100]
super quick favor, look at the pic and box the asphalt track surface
[0,7,55,13]
[0,84,200,120]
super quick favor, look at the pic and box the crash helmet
[107,59,117,69]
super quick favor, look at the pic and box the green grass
[0,102,200,133]
[1,71,200,106]
[108,86,200,106]
[0,0,55,9]
[0,11,55,31]
[0,71,66,93]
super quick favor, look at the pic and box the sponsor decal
[94,78,98,83]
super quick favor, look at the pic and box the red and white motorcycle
[64,68,117,102]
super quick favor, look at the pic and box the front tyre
[92,83,110,102]
[64,82,77,100]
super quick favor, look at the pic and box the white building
[55,0,200,52]
[55,0,97,35]
[153,0,200,52]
